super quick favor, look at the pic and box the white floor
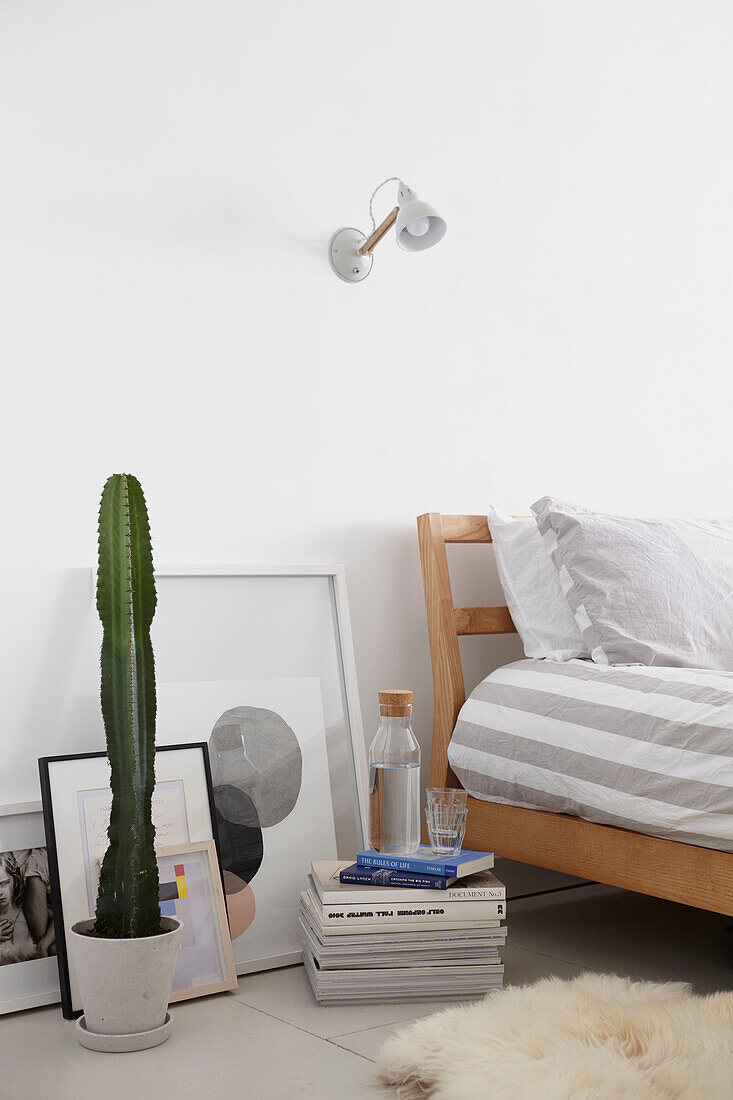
[4,881,732,1099]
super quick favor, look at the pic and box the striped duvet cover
[448,659,733,852]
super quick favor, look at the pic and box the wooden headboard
[417,513,517,789]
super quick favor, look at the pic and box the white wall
[3,1,733,804]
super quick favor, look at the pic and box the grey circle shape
[208,706,302,827]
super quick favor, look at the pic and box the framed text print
[150,565,368,975]
[39,743,220,1018]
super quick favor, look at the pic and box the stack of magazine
[300,847,506,1004]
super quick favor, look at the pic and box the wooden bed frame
[417,512,733,916]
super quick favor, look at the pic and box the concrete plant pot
[70,916,181,1051]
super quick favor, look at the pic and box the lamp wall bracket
[329,228,374,283]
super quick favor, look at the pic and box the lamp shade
[394,182,447,252]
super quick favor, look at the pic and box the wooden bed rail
[417,513,518,791]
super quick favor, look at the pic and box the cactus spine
[94,473,161,938]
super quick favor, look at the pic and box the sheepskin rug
[376,973,733,1099]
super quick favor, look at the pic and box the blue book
[356,846,493,878]
[339,864,454,890]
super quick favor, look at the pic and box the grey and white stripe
[448,659,733,852]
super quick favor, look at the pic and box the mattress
[448,659,733,852]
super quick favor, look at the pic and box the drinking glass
[424,803,468,857]
[425,788,468,808]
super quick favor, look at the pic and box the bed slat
[454,605,516,635]
[441,515,492,543]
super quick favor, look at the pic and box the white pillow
[532,496,733,669]
[487,506,589,661]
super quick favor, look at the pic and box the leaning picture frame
[0,801,60,1015]
[157,840,237,1002]
[148,565,369,975]
[39,743,221,1019]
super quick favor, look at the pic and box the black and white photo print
[0,848,55,965]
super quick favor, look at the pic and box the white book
[307,876,505,923]
[311,861,506,905]
[300,917,503,970]
[312,961,504,986]
[303,951,503,1004]
[300,889,503,934]
[299,903,507,951]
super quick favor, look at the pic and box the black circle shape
[213,784,264,885]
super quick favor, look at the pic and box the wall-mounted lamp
[329,177,446,283]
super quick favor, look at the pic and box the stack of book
[300,846,506,1004]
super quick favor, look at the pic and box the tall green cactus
[94,474,161,938]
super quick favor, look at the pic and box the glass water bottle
[368,690,421,855]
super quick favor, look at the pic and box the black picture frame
[38,743,223,1020]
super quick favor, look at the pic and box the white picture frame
[0,801,61,1014]
[148,564,369,974]
[88,564,368,840]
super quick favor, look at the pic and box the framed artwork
[0,801,60,1014]
[39,743,220,1019]
[158,840,237,1001]
[149,565,369,974]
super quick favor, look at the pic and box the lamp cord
[368,177,401,232]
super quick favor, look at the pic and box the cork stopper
[378,689,413,717]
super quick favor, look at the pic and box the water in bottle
[369,690,421,855]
